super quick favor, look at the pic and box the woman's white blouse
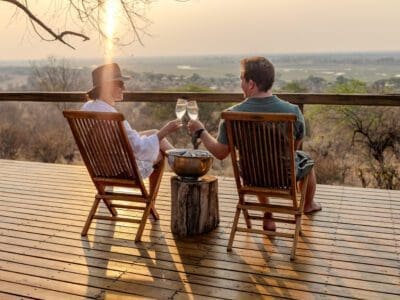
[81,100,159,178]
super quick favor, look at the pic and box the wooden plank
[0,164,396,205]
[0,172,397,215]
[1,189,396,230]
[172,292,225,300]
[0,213,397,274]
[0,164,396,198]
[1,233,398,298]
[0,199,397,246]
[0,261,176,299]
[0,198,396,253]
[0,239,385,300]
[0,199,394,251]
[0,192,396,234]
[0,291,34,300]
[0,192,394,246]
[0,160,400,299]
[0,232,396,296]
[0,280,87,299]
[0,241,325,299]
[0,270,98,299]
[1,221,398,290]
[0,162,394,216]
[0,204,396,272]
[0,176,397,217]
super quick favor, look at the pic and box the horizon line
[1,50,400,63]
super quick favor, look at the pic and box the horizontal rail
[1,92,400,106]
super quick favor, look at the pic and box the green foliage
[2,57,399,189]
[280,81,308,93]
[370,77,400,94]
[308,103,400,189]
[171,84,212,93]
[302,75,400,188]
[328,77,368,94]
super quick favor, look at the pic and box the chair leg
[103,199,117,216]
[291,215,302,260]
[96,185,117,216]
[81,197,100,236]
[150,202,159,220]
[239,195,251,228]
[242,209,252,229]
[227,206,241,252]
[149,157,165,195]
[135,203,152,242]
[147,157,165,222]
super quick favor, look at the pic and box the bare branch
[2,0,89,49]
[2,0,191,49]
[120,0,145,45]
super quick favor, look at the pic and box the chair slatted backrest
[63,111,147,195]
[222,112,297,195]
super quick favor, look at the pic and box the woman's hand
[157,119,183,141]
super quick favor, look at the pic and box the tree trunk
[170,175,219,237]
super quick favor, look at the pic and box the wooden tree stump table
[170,175,219,237]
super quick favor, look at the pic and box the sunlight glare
[104,0,119,63]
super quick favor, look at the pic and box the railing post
[299,104,304,150]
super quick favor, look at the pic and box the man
[81,63,182,179]
[188,56,321,231]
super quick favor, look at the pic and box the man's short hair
[240,57,275,92]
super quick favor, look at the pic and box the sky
[0,0,400,60]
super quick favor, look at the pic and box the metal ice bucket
[166,149,213,180]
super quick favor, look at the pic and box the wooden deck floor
[0,159,399,299]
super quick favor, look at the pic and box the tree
[279,80,308,93]
[304,105,353,185]
[370,77,400,94]
[341,106,400,189]
[24,57,85,163]
[322,78,400,189]
[304,75,327,93]
[2,0,189,49]
[328,77,367,94]
[0,104,26,159]
[28,56,89,92]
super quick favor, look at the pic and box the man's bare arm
[199,130,230,160]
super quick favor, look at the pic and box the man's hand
[187,119,230,160]
[187,119,205,134]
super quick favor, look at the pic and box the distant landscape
[0,52,399,189]
[2,52,400,91]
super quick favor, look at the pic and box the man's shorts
[295,150,314,181]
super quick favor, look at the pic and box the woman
[81,63,182,178]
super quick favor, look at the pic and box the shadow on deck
[0,159,399,299]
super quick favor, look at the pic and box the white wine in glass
[187,100,199,120]
[175,98,187,120]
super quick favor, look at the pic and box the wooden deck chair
[63,111,164,242]
[222,111,310,260]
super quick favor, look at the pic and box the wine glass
[175,98,187,120]
[187,100,199,120]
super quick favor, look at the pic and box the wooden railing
[1,92,400,109]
